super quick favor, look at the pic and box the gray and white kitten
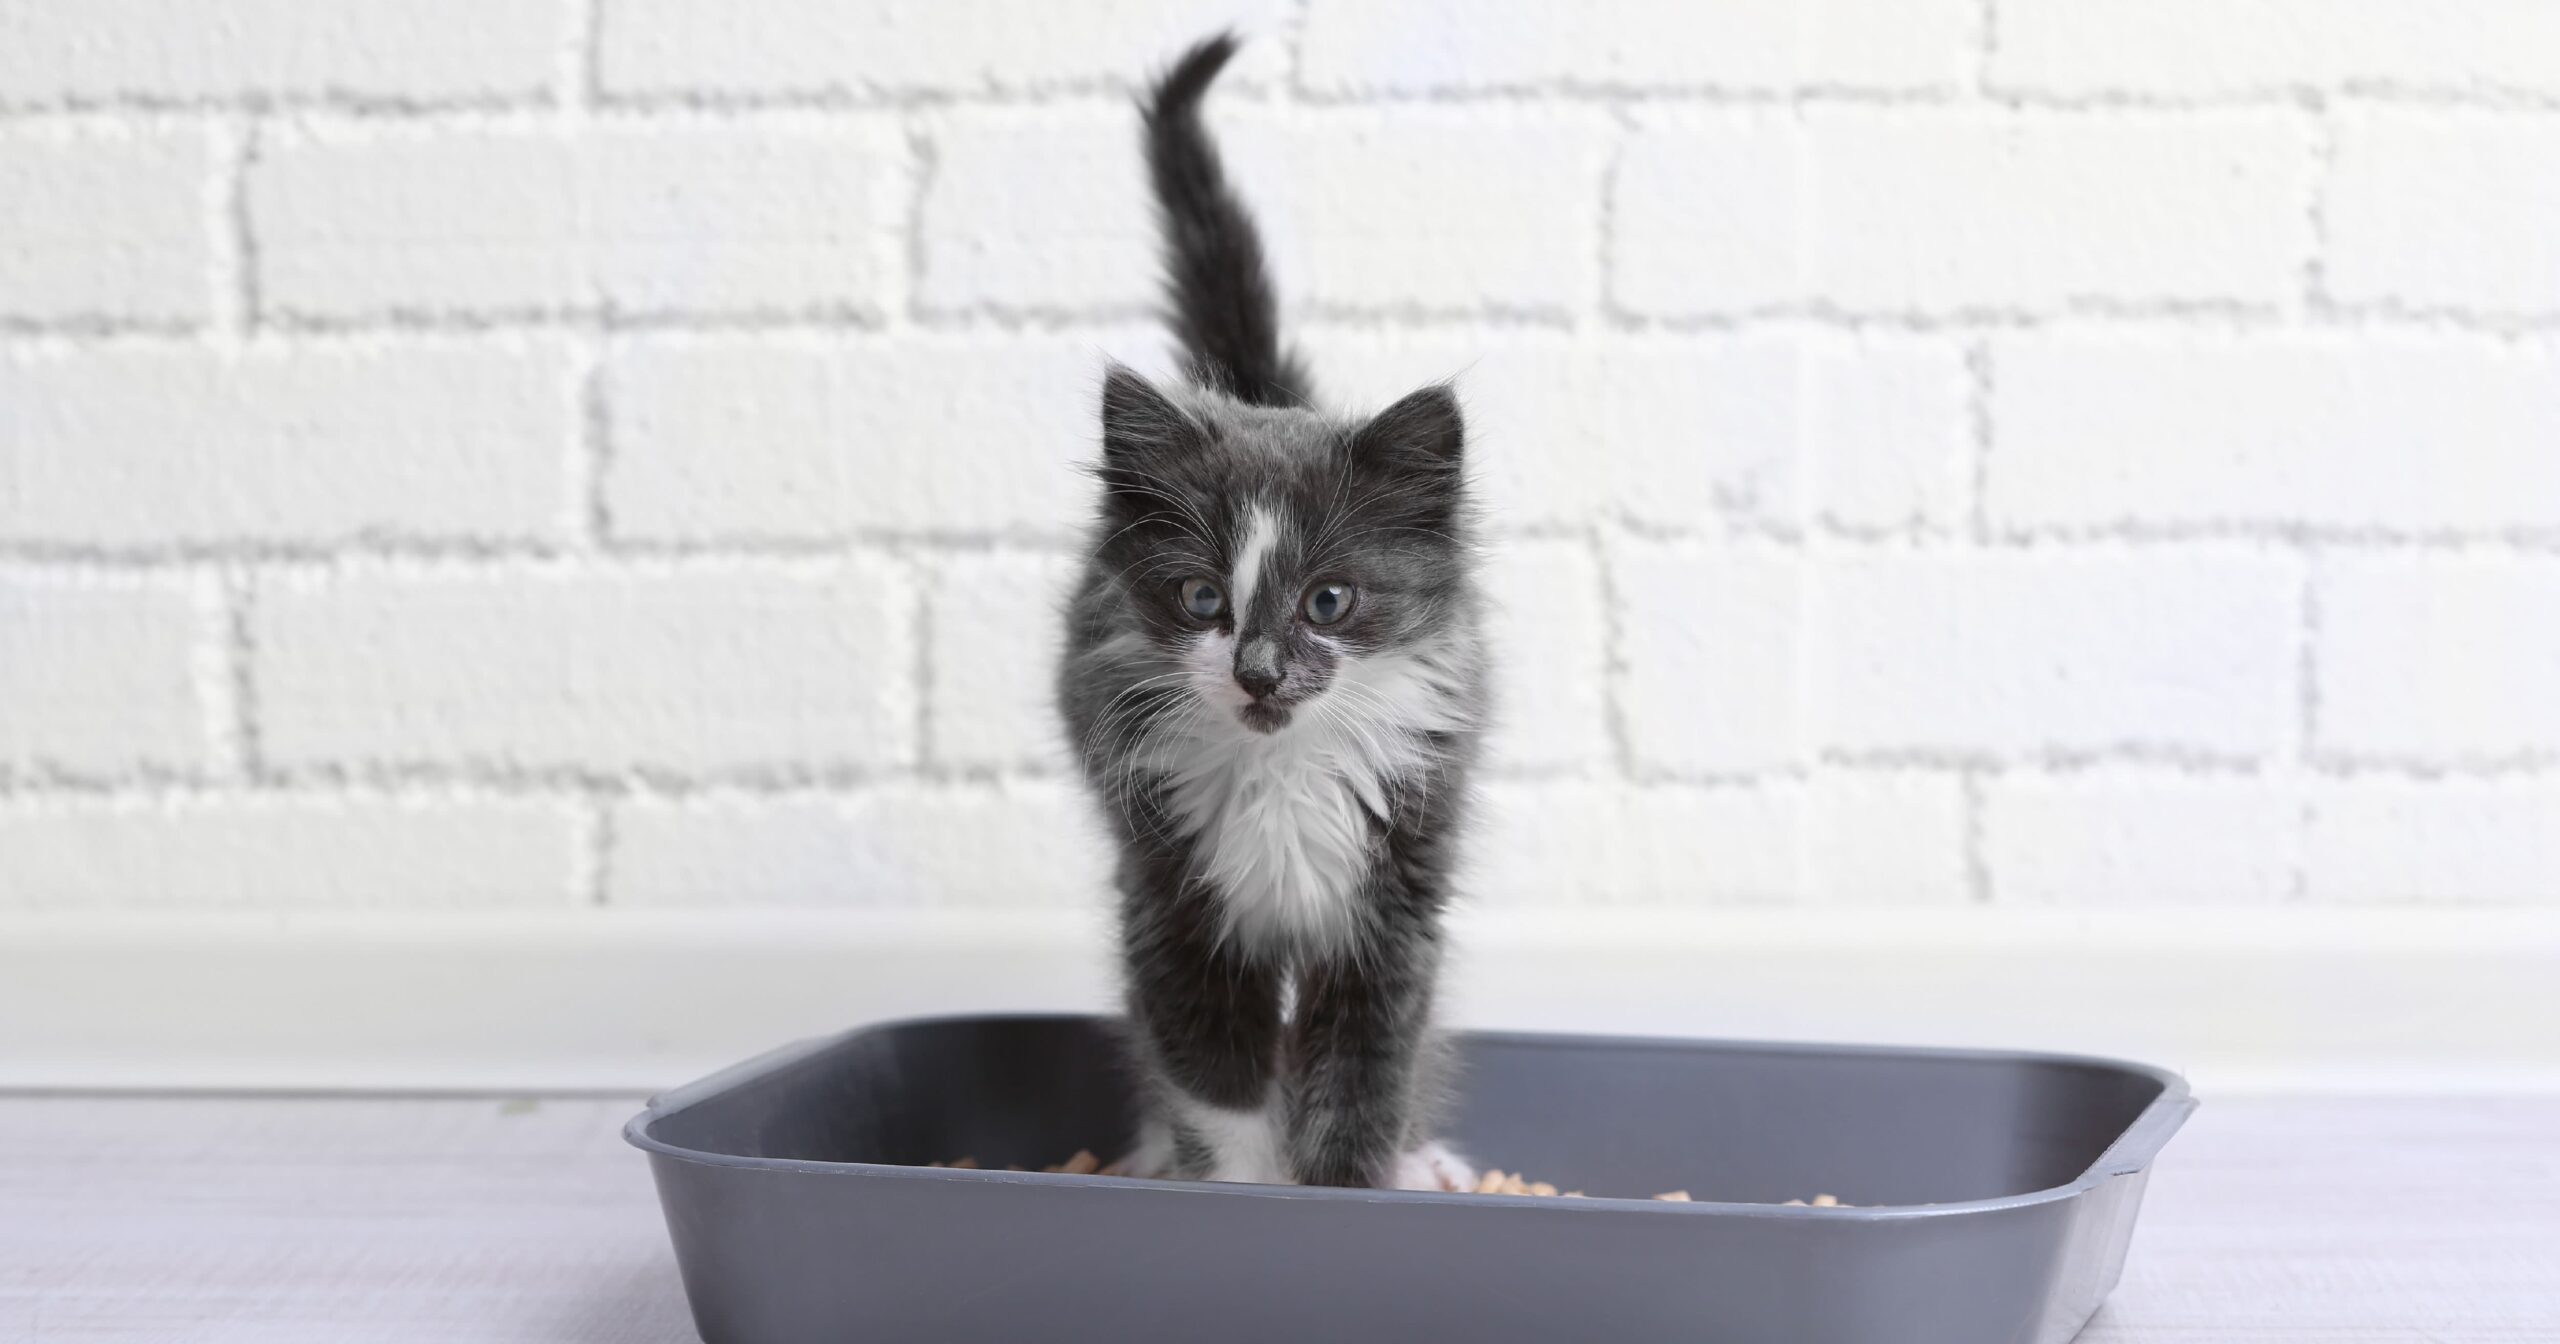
[1056,33,1488,1191]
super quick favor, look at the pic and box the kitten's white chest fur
[1158,647,1465,954]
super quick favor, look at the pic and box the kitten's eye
[1303,581,1355,626]
[1177,577,1225,620]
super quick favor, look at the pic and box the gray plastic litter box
[628,1014,2195,1344]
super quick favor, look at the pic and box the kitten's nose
[1234,638,1283,700]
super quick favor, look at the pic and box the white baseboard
[4,907,2556,1094]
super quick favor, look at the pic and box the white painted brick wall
[1610,538,1802,775]
[925,549,1080,775]
[253,120,907,322]
[2326,110,2560,317]
[612,782,1102,907]
[2305,780,2560,905]
[922,107,1611,319]
[1813,551,2300,761]
[599,0,1288,101]
[0,795,578,908]
[1987,0,2560,98]
[1612,110,2312,317]
[1469,781,1800,905]
[0,572,211,779]
[1990,334,2560,537]
[1,341,573,546]
[2314,557,2560,767]
[605,333,1137,541]
[1982,774,2299,906]
[1,2,2554,912]
[252,562,916,777]
[0,0,560,108]
[1300,0,1978,94]
[0,127,211,327]
[1808,772,1969,905]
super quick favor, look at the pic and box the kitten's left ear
[1100,362,1199,468]
[1348,383,1464,478]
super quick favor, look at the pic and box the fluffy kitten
[1055,33,1488,1191]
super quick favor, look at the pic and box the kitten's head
[1086,365,1475,737]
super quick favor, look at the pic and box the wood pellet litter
[935,1155,1848,1206]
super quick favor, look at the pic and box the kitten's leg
[1286,935,1440,1188]
[1388,1023,1473,1190]
[1123,891,1287,1184]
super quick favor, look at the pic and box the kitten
[1055,33,1489,1191]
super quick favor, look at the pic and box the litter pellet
[1056,1149,1102,1176]
[1810,1192,1840,1207]
[1653,1190,1691,1202]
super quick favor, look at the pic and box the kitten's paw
[1390,1140,1477,1193]
[1115,1117,1178,1180]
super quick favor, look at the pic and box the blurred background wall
[1,1,2554,1086]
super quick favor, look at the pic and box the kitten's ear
[1347,383,1464,479]
[1100,363,1199,471]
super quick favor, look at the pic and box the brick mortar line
[2302,97,2339,317]
[575,798,614,906]
[908,552,937,773]
[2294,555,2327,767]
[208,116,262,342]
[564,0,605,113]
[4,95,2553,155]
[1972,0,1998,97]
[1964,339,1994,542]
[206,307,2560,343]
[9,750,2551,810]
[0,536,1094,570]
[5,73,2560,136]
[1282,0,1315,100]
[2304,752,2560,779]
[186,571,241,781]
[9,307,2560,348]
[1592,106,1636,327]
[8,81,2558,123]
[2285,549,2323,902]
[1960,769,1992,904]
[7,525,2560,575]
[1822,746,2273,774]
[242,306,897,338]
[220,567,265,784]
[897,110,937,330]
[1604,304,2560,336]
[1588,522,1640,781]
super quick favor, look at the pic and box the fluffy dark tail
[1142,33,1310,409]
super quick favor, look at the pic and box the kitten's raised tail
[1143,33,1311,410]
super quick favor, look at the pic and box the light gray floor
[2,1094,2554,1342]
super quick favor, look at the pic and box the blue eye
[1303,581,1355,625]
[1179,577,1225,620]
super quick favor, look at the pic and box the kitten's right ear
[1100,364,1199,473]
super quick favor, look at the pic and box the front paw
[1389,1140,1477,1193]
[1114,1117,1178,1180]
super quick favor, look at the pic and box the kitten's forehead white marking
[1230,504,1279,615]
